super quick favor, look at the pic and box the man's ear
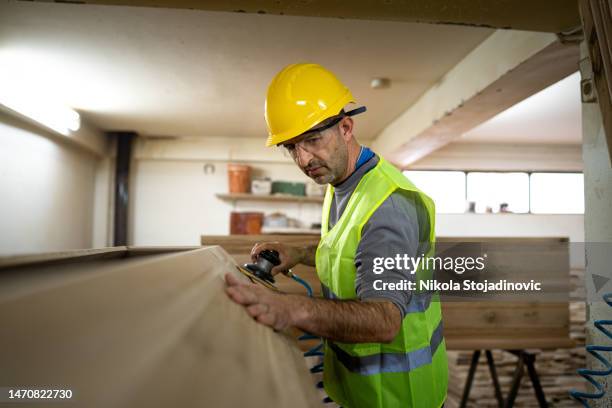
[339,116,354,141]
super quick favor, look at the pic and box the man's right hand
[250,241,305,276]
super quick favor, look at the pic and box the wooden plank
[442,302,570,330]
[0,246,321,407]
[0,247,129,269]
[202,234,320,254]
[442,302,573,349]
[445,332,575,350]
[0,246,197,270]
[125,246,198,256]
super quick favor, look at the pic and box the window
[466,172,529,213]
[404,171,466,213]
[402,170,584,214]
[530,173,584,214]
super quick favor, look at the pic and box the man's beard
[303,161,333,184]
[303,147,348,185]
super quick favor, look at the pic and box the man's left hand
[225,273,296,331]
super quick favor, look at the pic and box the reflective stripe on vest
[328,319,444,376]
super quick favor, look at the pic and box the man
[225,63,448,407]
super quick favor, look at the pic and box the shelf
[261,227,321,235]
[216,193,324,204]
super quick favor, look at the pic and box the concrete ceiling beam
[371,30,580,167]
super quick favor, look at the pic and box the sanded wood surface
[0,246,321,408]
[0,247,129,269]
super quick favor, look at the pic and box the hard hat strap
[345,106,367,117]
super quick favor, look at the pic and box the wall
[0,114,100,255]
[131,138,585,252]
[131,138,322,245]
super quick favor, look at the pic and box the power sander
[236,250,281,291]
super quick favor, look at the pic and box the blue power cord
[288,271,333,403]
[290,272,313,297]
[570,292,612,407]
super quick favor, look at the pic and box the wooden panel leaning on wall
[203,235,574,349]
[0,246,321,408]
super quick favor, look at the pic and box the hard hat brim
[266,90,354,147]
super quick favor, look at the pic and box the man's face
[281,117,349,185]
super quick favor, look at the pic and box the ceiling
[0,1,493,140]
[49,0,581,33]
[459,71,582,144]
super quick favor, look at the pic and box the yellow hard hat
[264,63,362,147]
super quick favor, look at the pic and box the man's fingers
[246,303,269,318]
[226,285,259,305]
[270,265,288,276]
[250,242,281,262]
[251,242,289,276]
[225,272,245,287]
[251,242,272,261]
[250,244,261,262]
[255,312,276,328]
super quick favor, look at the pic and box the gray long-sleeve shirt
[327,154,430,318]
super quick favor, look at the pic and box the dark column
[111,132,136,246]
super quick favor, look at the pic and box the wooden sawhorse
[460,349,548,408]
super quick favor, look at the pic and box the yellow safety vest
[316,157,448,407]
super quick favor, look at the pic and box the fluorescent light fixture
[0,88,81,136]
[0,48,81,135]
